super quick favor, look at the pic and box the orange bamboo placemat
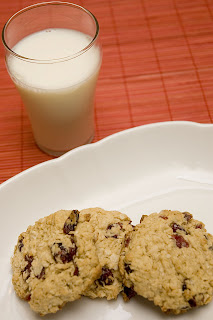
[0,0,213,184]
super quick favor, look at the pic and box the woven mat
[0,0,213,183]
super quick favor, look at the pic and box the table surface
[0,0,213,184]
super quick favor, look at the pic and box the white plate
[1,121,213,320]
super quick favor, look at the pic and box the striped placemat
[0,0,213,183]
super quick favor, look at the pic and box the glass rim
[2,1,100,63]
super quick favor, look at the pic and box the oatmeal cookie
[11,209,101,315]
[82,208,133,300]
[119,210,213,314]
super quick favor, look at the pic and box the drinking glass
[2,2,102,156]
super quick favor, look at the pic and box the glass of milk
[2,2,102,156]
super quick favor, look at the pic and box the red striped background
[0,0,213,183]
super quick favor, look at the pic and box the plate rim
[1,120,212,189]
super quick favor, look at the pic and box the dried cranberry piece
[124,236,131,247]
[171,223,187,234]
[63,210,79,234]
[195,224,203,229]
[171,234,189,248]
[52,243,65,261]
[74,265,79,276]
[36,267,45,280]
[63,247,76,263]
[117,222,123,229]
[107,224,113,230]
[159,216,168,220]
[124,263,133,274]
[183,212,192,222]
[105,222,123,238]
[22,255,34,280]
[52,241,77,264]
[188,298,197,308]
[24,294,31,301]
[18,237,24,252]
[98,267,114,286]
[123,286,136,300]
[107,222,123,230]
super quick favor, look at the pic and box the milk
[6,28,101,155]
